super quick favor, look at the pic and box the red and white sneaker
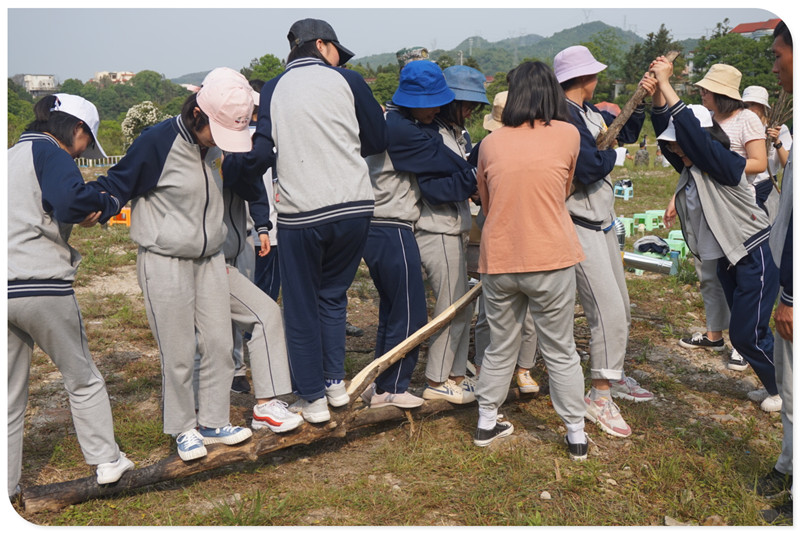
[252,400,304,433]
[584,395,632,438]
[610,375,654,402]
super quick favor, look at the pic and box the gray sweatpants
[694,257,730,333]
[474,290,537,370]
[227,267,292,399]
[774,334,793,476]
[231,235,256,378]
[476,268,586,427]
[574,224,630,381]
[138,248,234,435]
[8,294,120,494]
[416,230,473,382]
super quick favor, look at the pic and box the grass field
[9,157,789,526]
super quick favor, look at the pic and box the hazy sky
[4,5,789,83]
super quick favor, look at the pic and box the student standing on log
[414,65,488,404]
[222,19,388,423]
[189,69,303,435]
[90,70,255,462]
[473,62,589,459]
[359,58,452,409]
[554,45,656,439]
[8,94,134,496]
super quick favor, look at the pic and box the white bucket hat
[50,93,107,158]
[742,85,771,109]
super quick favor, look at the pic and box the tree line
[7,21,782,153]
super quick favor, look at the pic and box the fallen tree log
[21,282,485,513]
[21,388,526,513]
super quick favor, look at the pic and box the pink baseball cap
[196,67,254,152]
[553,45,607,84]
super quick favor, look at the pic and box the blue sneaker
[197,424,252,445]
[176,429,207,461]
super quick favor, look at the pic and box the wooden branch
[346,281,482,403]
[21,386,526,513]
[596,50,680,151]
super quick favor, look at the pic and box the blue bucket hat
[443,65,489,104]
[392,60,455,109]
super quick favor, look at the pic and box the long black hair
[503,61,568,128]
[25,95,95,151]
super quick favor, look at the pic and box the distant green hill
[351,21,643,76]
[170,71,209,86]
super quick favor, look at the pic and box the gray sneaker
[369,390,425,409]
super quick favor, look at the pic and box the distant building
[729,18,781,39]
[12,74,57,97]
[92,71,135,84]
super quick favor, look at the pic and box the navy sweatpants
[717,242,780,395]
[362,224,427,393]
[254,245,280,302]
[279,216,370,401]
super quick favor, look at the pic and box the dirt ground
[13,257,783,525]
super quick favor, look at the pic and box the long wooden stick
[346,281,482,402]
[595,50,680,150]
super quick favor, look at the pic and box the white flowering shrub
[122,101,171,148]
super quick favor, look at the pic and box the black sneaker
[678,332,725,351]
[565,435,588,461]
[231,376,251,394]
[474,420,514,447]
[727,349,749,371]
[760,496,793,524]
[345,322,364,337]
[753,468,793,499]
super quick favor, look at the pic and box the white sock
[477,406,498,430]
[565,422,587,444]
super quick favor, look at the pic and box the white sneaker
[422,379,475,404]
[761,394,783,412]
[96,452,134,484]
[252,400,304,433]
[289,397,331,423]
[176,429,208,461]
[324,380,350,407]
[747,388,770,403]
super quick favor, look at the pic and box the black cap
[287,18,354,66]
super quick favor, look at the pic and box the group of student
[7,16,793,513]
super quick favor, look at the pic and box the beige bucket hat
[483,91,508,132]
[695,64,742,100]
